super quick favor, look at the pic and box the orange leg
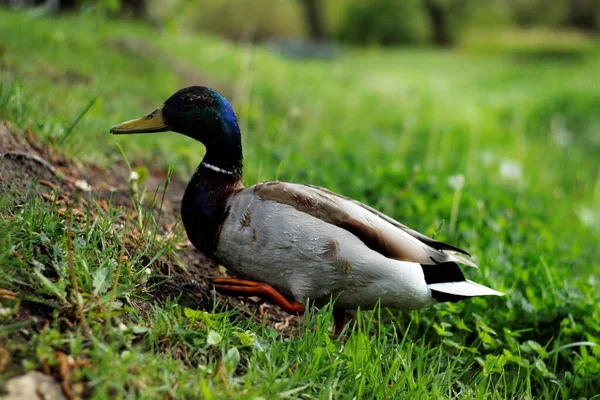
[212,278,305,314]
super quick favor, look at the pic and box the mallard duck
[111,86,503,334]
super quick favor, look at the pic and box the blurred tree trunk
[121,0,147,19]
[423,0,452,46]
[566,0,598,31]
[300,0,326,40]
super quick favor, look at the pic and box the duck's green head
[111,86,240,139]
[111,86,243,173]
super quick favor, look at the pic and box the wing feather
[253,181,477,267]
[304,184,470,256]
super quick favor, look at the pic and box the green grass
[1,8,600,399]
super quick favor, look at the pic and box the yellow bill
[110,107,169,134]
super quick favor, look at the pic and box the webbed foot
[212,278,305,314]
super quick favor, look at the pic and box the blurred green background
[5,0,600,45]
[1,0,600,398]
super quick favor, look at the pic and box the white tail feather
[428,280,504,297]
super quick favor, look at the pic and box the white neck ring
[201,161,235,175]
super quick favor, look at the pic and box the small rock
[1,371,66,400]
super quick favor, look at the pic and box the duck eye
[182,96,195,107]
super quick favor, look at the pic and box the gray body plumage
[215,184,502,310]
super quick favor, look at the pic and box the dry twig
[0,288,17,300]
[56,351,93,400]
[0,347,9,373]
